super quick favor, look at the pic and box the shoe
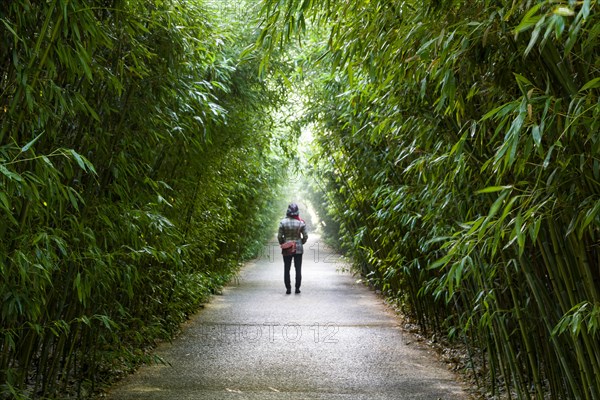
[295,289,301,294]
[286,289,291,294]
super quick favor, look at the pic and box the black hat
[286,203,299,216]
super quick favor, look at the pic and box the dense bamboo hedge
[0,1,290,398]
[260,0,600,398]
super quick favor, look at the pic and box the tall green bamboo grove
[259,0,600,398]
[0,0,289,398]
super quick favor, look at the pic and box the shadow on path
[105,233,468,399]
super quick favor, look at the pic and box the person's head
[286,203,299,217]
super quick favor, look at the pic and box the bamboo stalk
[521,252,583,399]
[506,266,544,398]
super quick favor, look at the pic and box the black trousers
[283,254,303,290]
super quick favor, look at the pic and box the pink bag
[280,240,297,255]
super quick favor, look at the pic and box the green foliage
[0,0,289,398]
[260,0,600,398]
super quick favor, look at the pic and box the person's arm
[300,223,308,244]
[278,221,285,244]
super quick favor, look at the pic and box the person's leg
[283,255,293,294]
[293,254,303,293]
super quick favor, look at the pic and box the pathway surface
[106,234,468,400]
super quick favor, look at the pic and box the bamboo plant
[258,0,600,397]
[0,0,291,398]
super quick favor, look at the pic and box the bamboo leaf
[481,102,516,121]
[74,272,83,303]
[0,191,10,211]
[42,155,54,167]
[428,254,453,270]
[0,165,23,182]
[1,19,23,43]
[514,73,533,88]
[579,77,600,92]
[476,185,513,194]
[95,314,118,330]
[553,6,575,17]
[579,200,600,238]
[531,125,541,147]
[70,150,87,172]
[67,188,80,211]
[21,132,44,152]
[515,213,525,254]
[466,217,485,236]
[499,195,519,225]
[543,145,555,169]
[76,42,94,81]
[69,149,97,175]
[525,16,546,56]
[514,3,544,34]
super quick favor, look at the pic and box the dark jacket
[278,217,308,254]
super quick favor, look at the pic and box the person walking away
[278,203,308,294]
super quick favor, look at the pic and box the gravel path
[105,234,468,400]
